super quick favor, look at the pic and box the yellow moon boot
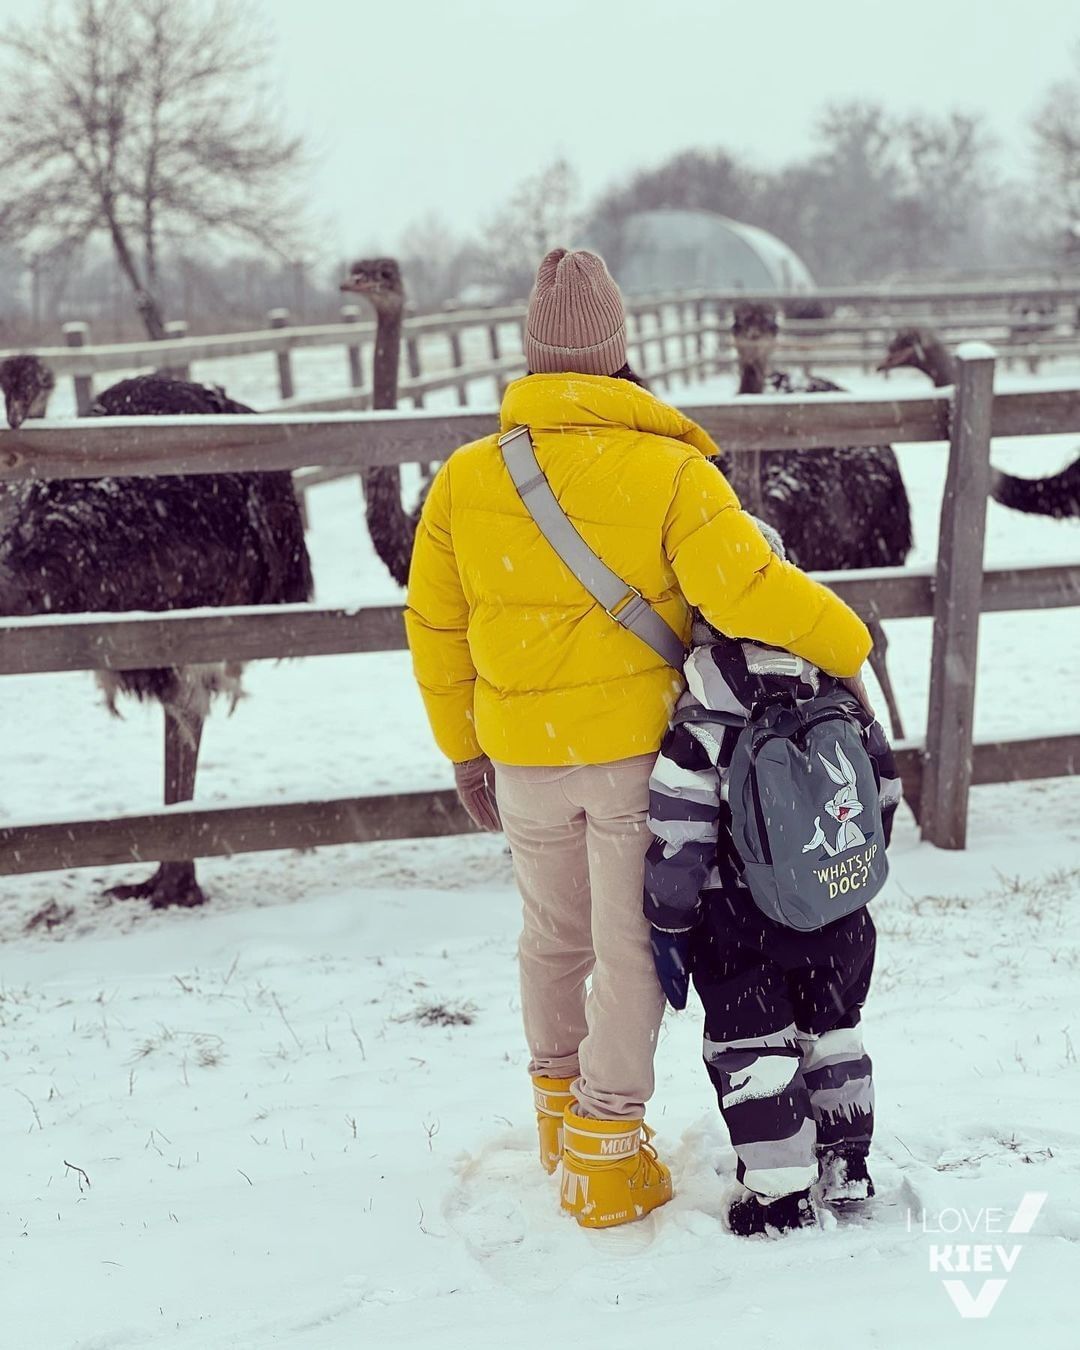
[559,1107,673,1228]
[531,1074,576,1175]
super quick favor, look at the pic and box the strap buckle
[497,424,530,448]
[606,585,643,620]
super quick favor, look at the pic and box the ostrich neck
[737,360,767,395]
[372,306,403,410]
[362,299,413,588]
[922,342,957,388]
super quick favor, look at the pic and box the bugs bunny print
[802,742,867,857]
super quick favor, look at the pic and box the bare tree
[1033,42,1080,253]
[0,0,303,339]
[479,159,582,300]
[577,101,999,288]
[763,103,994,282]
[803,102,904,282]
[398,213,470,311]
[893,112,993,274]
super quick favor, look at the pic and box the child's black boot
[818,1141,875,1207]
[728,1187,818,1237]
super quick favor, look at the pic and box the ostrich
[0,354,55,427]
[1007,300,1055,345]
[727,301,913,739]
[339,258,418,587]
[0,359,313,909]
[879,328,1080,519]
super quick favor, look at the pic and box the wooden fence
[1,346,1078,882]
[9,280,1080,517]
[7,278,1080,419]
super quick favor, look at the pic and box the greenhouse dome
[590,208,816,295]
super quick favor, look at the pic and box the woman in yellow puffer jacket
[404,249,872,1230]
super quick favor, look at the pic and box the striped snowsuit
[644,628,901,1199]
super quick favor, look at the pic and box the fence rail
[5,387,1080,486]
[1,350,1078,878]
[2,733,1078,877]
[7,281,1080,426]
[2,561,1079,676]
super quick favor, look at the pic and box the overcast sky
[4,0,1079,261]
[257,0,1080,258]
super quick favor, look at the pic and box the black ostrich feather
[767,369,845,396]
[0,373,313,705]
[992,457,1080,521]
[88,375,255,418]
[717,442,914,571]
[723,368,913,571]
[728,301,913,570]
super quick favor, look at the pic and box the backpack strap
[498,424,687,671]
[672,701,745,730]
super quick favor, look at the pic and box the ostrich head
[0,354,56,429]
[340,257,404,315]
[731,301,779,369]
[877,328,931,375]
[878,327,956,387]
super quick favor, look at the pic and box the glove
[453,755,501,832]
[650,927,694,1011]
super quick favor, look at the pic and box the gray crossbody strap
[498,424,686,671]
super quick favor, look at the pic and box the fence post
[694,299,705,378]
[341,304,364,389]
[625,311,641,373]
[448,329,468,407]
[488,321,504,399]
[268,308,294,400]
[646,309,663,387]
[680,300,693,374]
[406,334,424,408]
[713,300,727,376]
[63,322,93,415]
[165,320,190,380]
[920,343,996,849]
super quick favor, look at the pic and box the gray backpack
[722,692,889,931]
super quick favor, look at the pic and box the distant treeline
[2,90,1079,344]
[0,248,340,345]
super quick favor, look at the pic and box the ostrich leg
[866,616,905,742]
[106,708,208,909]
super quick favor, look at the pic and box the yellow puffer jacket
[405,374,871,766]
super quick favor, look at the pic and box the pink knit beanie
[524,248,627,376]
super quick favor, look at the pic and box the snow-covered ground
[4,811,1079,1349]
[2,359,1079,1348]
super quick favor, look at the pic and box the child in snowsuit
[644,528,901,1237]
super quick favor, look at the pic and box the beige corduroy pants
[494,754,666,1121]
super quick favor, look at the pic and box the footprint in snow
[442,1130,659,1295]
